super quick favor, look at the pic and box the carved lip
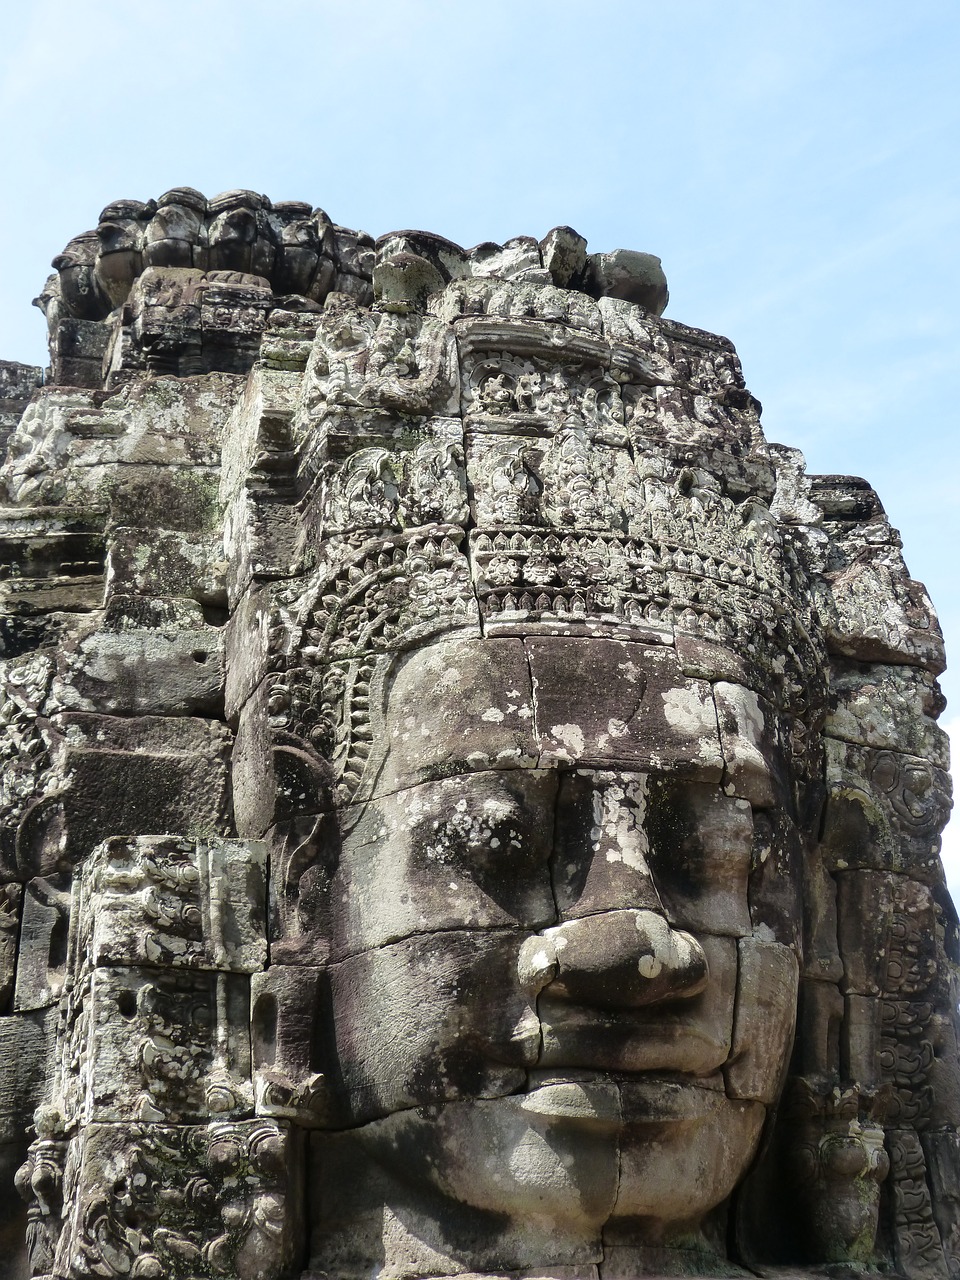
[537,1011,730,1077]
[522,1070,729,1125]
[518,1078,621,1125]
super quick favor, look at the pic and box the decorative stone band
[471,525,797,632]
[289,518,820,692]
[266,517,825,809]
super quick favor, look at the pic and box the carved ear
[15,794,66,880]
[271,740,334,825]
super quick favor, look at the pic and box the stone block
[0,1012,54,1144]
[265,814,336,966]
[104,463,222,531]
[55,610,224,716]
[843,993,882,1088]
[827,660,948,768]
[526,638,722,778]
[224,583,278,721]
[829,737,957,885]
[726,938,798,1103]
[836,870,935,996]
[0,357,42,407]
[748,810,804,953]
[328,770,557,960]
[105,527,226,604]
[56,713,233,865]
[11,711,236,880]
[539,226,588,289]
[674,632,756,685]
[644,780,754,938]
[52,1120,302,1280]
[233,679,331,838]
[69,966,251,1125]
[376,636,538,793]
[794,978,844,1079]
[551,771,662,920]
[618,1083,764,1223]
[251,965,332,1125]
[713,681,790,808]
[585,250,669,315]
[801,846,843,982]
[319,929,537,1123]
[13,875,69,1012]
[824,550,945,673]
[78,835,267,973]
[309,1101,612,1278]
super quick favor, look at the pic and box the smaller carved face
[315,635,801,1255]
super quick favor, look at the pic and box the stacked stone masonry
[0,188,954,1279]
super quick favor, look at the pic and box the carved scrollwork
[52,1121,297,1280]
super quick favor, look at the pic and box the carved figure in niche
[310,309,374,409]
[582,374,625,432]
[401,441,468,526]
[474,443,541,526]
[540,426,608,527]
[515,371,541,412]
[324,447,399,532]
[477,371,515,415]
[15,1105,67,1278]
[541,367,576,416]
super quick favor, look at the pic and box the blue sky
[1,0,957,888]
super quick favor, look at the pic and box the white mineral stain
[550,723,585,756]
[737,687,765,742]
[661,685,710,735]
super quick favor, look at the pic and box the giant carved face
[308,632,803,1274]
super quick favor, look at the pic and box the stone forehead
[369,635,788,810]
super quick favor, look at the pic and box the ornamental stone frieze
[0,189,953,1279]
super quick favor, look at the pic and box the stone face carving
[0,191,954,1279]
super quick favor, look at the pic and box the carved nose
[518,909,708,1009]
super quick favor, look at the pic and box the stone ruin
[0,187,954,1279]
